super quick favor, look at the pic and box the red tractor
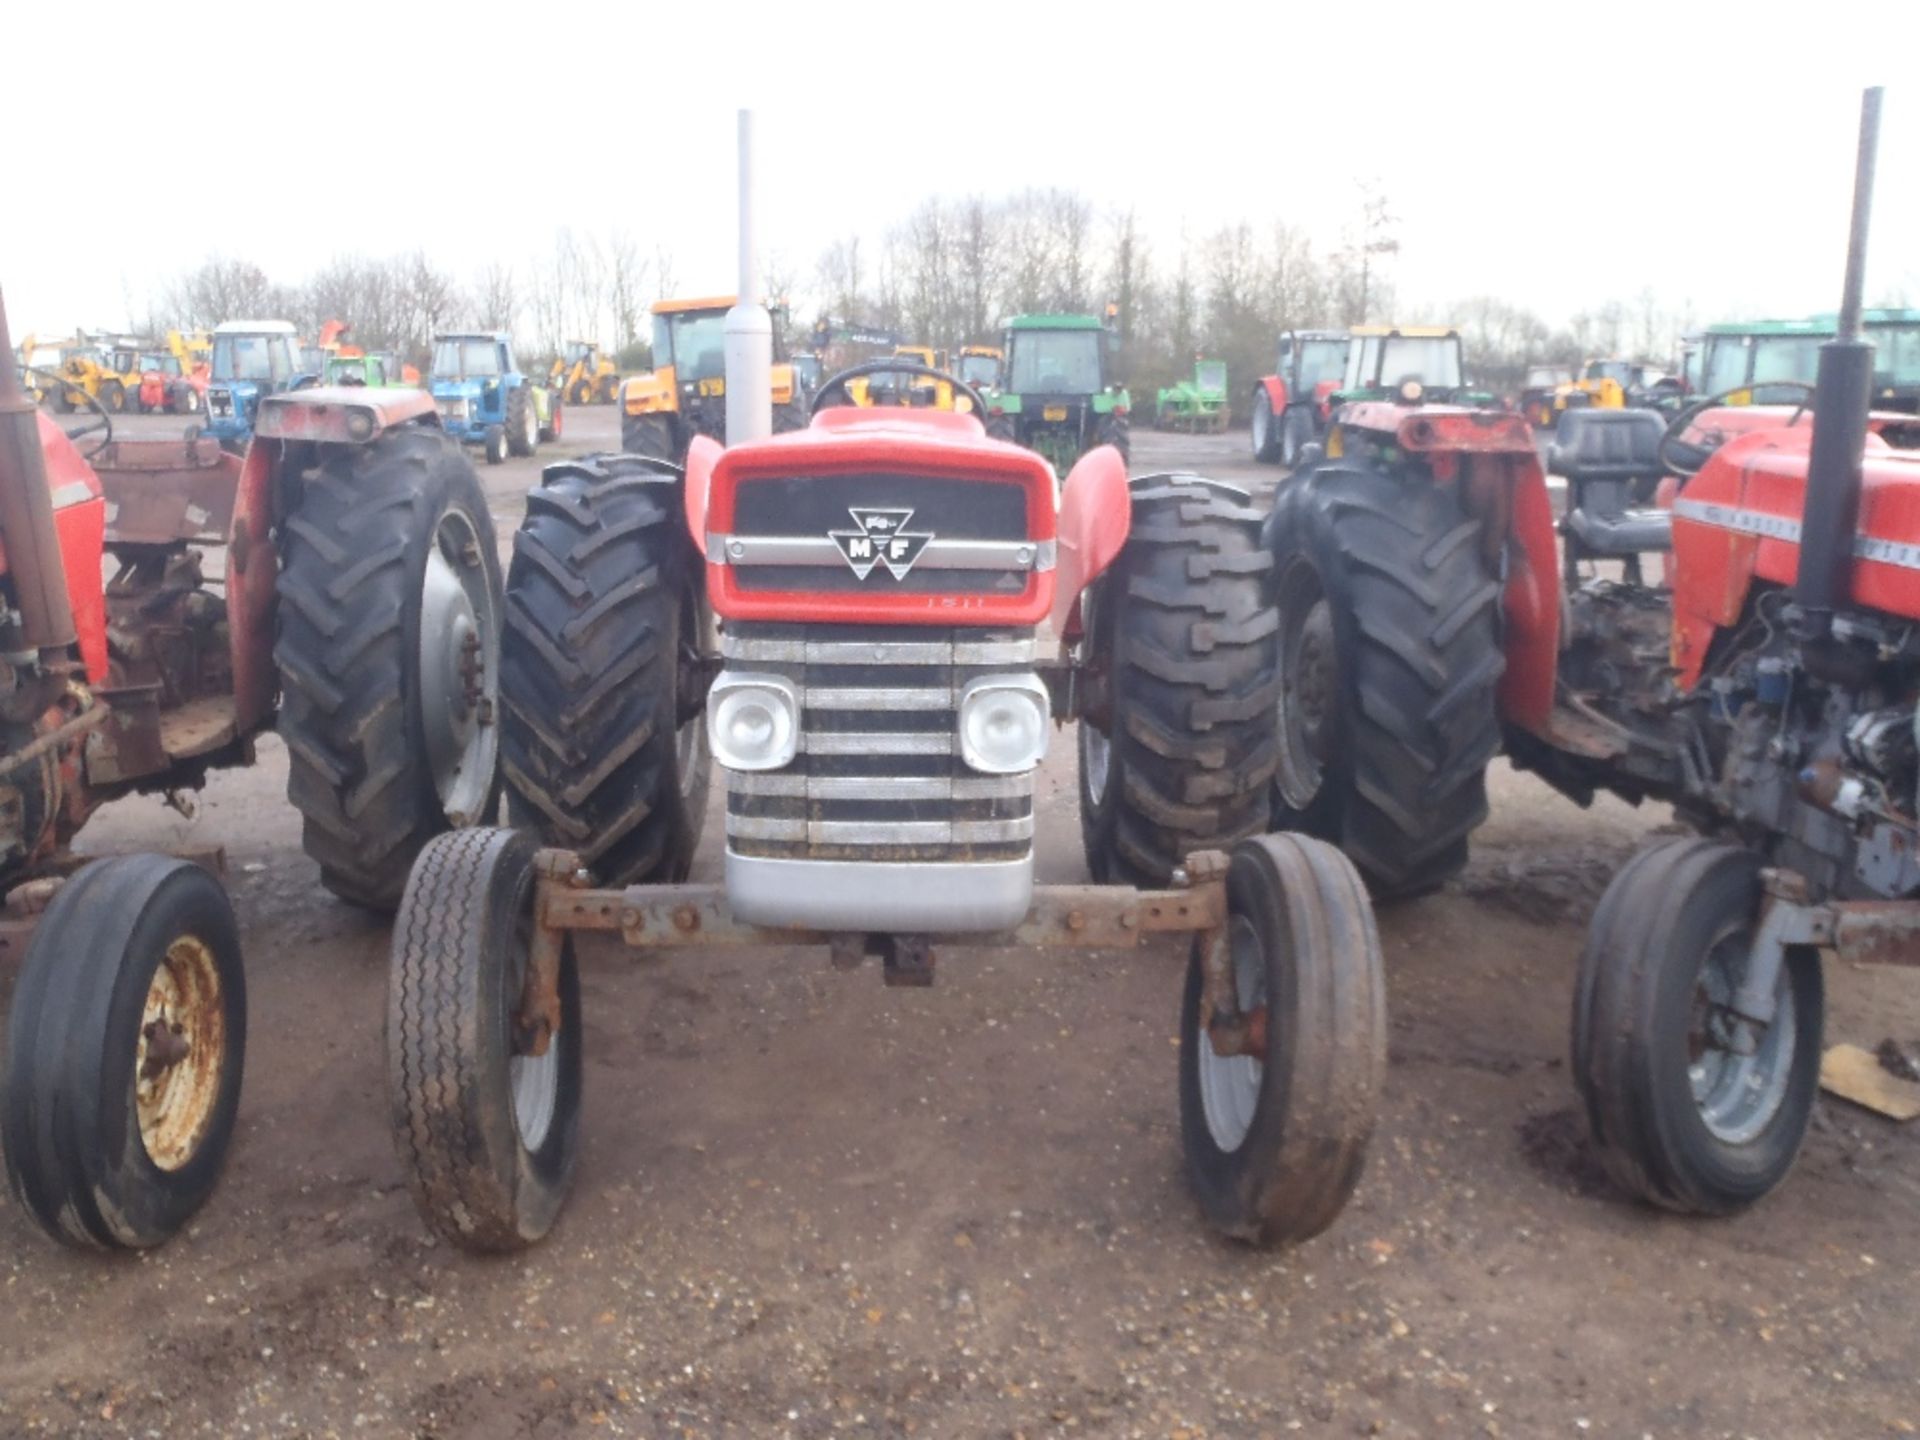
[0,289,502,1250]
[1251,328,1350,468]
[1260,89,1918,1214]
[384,358,1388,1254]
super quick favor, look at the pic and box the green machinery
[1154,358,1229,432]
[983,313,1130,472]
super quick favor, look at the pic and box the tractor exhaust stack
[0,285,79,660]
[1794,86,1882,635]
[725,108,773,446]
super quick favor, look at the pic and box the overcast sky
[5,6,1916,343]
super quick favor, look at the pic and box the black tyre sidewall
[622,412,677,463]
[1075,577,1120,883]
[1252,392,1281,462]
[3,857,245,1248]
[506,384,535,457]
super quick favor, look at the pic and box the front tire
[1251,391,1281,463]
[275,427,503,909]
[1573,839,1823,1215]
[1265,463,1503,898]
[621,411,678,464]
[1179,833,1384,1246]
[100,380,126,414]
[570,380,591,407]
[501,453,709,884]
[1095,413,1130,465]
[1280,409,1303,468]
[1078,477,1277,887]
[2,857,246,1250]
[388,828,582,1252]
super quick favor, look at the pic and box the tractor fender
[1050,444,1131,639]
[1258,375,1289,412]
[684,433,722,549]
[228,438,282,735]
[24,413,109,684]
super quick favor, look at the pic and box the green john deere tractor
[984,313,1130,472]
[1154,358,1229,432]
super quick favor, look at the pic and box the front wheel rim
[418,506,499,824]
[1196,917,1266,1152]
[1274,561,1336,810]
[136,935,228,1171]
[1690,921,1797,1145]
[507,909,558,1149]
[1079,720,1111,807]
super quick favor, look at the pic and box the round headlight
[708,675,799,771]
[346,408,375,441]
[1398,379,1424,404]
[958,678,1049,774]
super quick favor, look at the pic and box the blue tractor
[429,331,558,465]
[203,320,312,452]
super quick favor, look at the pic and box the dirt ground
[1,407,1916,1440]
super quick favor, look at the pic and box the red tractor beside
[0,289,501,1250]
[1260,89,1918,1214]
[1251,328,1350,468]
[385,358,1388,1254]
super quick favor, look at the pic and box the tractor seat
[1549,408,1671,558]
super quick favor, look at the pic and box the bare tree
[475,262,518,332]
[1333,181,1399,325]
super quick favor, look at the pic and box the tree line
[132,186,1696,411]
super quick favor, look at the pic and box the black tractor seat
[1548,407,1672,580]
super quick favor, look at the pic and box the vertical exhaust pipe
[725,109,773,446]
[1794,86,1882,634]
[0,285,79,659]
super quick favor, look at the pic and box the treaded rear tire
[500,452,709,885]
[622,411,678,463]
[1078,475,1277,887]
[388,828,582,1252]
[506,385,535,458]
[3,856,246,1250]
[275,426,503,909]
[1264,461,1503,898]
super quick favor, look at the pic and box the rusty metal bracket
[517,849,592,1057]
[528,848,1237,966]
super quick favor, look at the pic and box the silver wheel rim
[1197,917,1266,1152]
[418,505,499,825]
[1252,398,1269,454]
[507,916,558,1150]
[524,397,539,449]
[1080,720,1110,807]
[1690,920,1797,1145]
[1274,561,1336,810]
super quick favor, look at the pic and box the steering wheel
[1657,382,1817,478]
[809,359,989,420]
[27,366,113,461]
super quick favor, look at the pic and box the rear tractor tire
[1179,833,1385,1246]
[2,856,246,1250]
[507,383,537,457]
[1265,462,1503,899]
[1573,839,1823,1215]
[1078,476,1277,888]
[1251,390,1281,463]
[501,453,710,885]
[388,828,582,1251]
[621,411,678,465]
[275,427,503,909]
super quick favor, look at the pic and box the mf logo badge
[829,507,934,580]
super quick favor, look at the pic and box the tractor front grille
[717,472,1044,596]
[720,622,1037,864]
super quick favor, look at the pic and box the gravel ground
[0,406,1914,1440]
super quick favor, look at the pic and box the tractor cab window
[564,341,591,364]
[213,334,293,383]
[1007,330,1102,395]
[1750,336,1824,388]
[1298,339,1347,388]
[1873,323,1920,386]
[955,352,999,388]
[139,352,180,376]
[660,312,727,382]
[1583,360,1633,385]
[1524,366,1564,389]
[1354,336,1462,391]
[1702,336,1752,393]
[432,338,504,379]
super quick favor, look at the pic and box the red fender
[684,433,722,547]
[1052,444,1131,638]
[30,413,108,683]
[228,439,281,734]
[1258,375,1288,412]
